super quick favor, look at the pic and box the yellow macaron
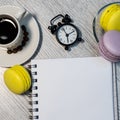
[100,4,120,31]
[107,10,120,31]
[11,65,31,91]
[4,65,31,94]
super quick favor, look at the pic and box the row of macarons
[99,3,120,62]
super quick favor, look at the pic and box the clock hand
[65,31,74,43]
[63,28,67,34]
[68,30,75,35]
[62,28,69,43]
[67,36,69,43]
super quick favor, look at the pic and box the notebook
[31,57,117,120]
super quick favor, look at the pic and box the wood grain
[0,0,119,120]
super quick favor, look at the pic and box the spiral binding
[29,64,39,120]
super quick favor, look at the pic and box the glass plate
[92,2,120,42]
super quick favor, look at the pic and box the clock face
[56,24,78,45]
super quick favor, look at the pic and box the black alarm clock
[48,14,82,50]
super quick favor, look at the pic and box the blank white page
[31,57,114,120]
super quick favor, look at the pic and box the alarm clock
[48,14,82,50]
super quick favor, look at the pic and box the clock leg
[65,46,69,50]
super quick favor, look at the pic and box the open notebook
[31,57,117,120]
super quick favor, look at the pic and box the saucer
[0,5,40,67]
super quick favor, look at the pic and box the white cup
[0,7,26,50]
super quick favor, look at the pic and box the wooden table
[0,0,120,120]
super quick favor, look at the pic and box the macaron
[100,4,120,31]
[4,65,31,94]
[99,30,120,62]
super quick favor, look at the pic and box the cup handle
[15,7,26,21]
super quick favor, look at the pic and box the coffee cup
[0,7,26,50]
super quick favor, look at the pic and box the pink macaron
[99,30,120,62]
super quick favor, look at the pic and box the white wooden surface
[0,0,120,120]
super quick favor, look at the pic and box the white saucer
[0,5,41,67]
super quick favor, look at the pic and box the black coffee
[0,18,18,44]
